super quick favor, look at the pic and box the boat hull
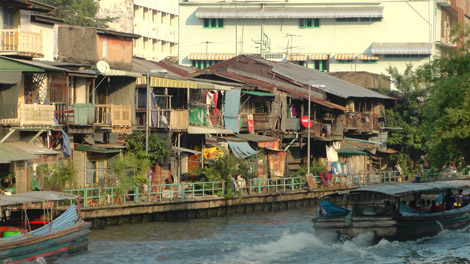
[313,210,470,241]
[0,221,91,263]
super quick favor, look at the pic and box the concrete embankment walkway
[82,188,346,228]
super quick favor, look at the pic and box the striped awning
[357,54,380,60]
[371,43,433,55]
[334,54,357,60]
[145,76,231,90]
[308,54,330,60]
[196,7,384,19]
[286,54,307,61]
[188,53,236,61]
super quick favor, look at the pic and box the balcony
[0,103,54,127]
[136,109,189,131]
[344,112,383,132]
[0,29,43,57]
[95,104,131,133]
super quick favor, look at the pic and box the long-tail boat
[0,191,91,263]
[313,180,470,242]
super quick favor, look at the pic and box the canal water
[63,207,470,264]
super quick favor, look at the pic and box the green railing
[63,170,470,208]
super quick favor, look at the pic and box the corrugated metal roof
[371,42,433,55]
[228,141,259,159]
[236,134,278,142]
[133,57,183,79]
[4,142,59,155]
[260,58,391,100]
[196,7,384,19]
[0,144,38,164]
[0,56,66,72]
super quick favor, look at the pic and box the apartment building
[179,0,469,76]
[97,0,179,62]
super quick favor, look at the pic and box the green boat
[0,191,91,263]
[313,180,470,242]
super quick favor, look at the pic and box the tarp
[61,130,71,158]
[0,71,21,119]
[224,88,241,133]
[267,150,287,178]
[228,141,258,159]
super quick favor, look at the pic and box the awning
[0,72,21,84]
[0,56,66,72]
[196,7,384,19]
[334,54,357,60]
[357,54,380,61]
[0,144,38,164]
[308,54,330,60]
[287,54,307,61]
[242,91,276,97]
[228,141,259,159]
[337,148,368,157]
[371,42,433,55]
[171,146,202,154]
[4,142,59,155]
[106,68,142,78]
[75,145,124,154]
[188,53,236,61]
[149,76,230,90]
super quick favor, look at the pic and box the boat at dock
[0,191,91,263]
[313,180,470,242]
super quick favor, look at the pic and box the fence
[64,168,469,208]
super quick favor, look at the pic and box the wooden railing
[0,29,42,55]
[0,103,54,127]
[94,104,131,132]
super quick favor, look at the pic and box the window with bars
[298,18,320,28]
[313,60,328,72]
[336,17,382,22]
[203,18,224,28]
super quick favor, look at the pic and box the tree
[36,0,114,28]
[124,131,169,168]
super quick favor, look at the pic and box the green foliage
[36,0,115,28]
[198,154,251,198]
[106,152,150,196]
[42,162,77,191]
[125,131,169,167]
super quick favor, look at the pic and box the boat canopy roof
[0,191,76,206]
[348,180,470,197]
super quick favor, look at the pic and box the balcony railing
[95,104,131,132]
[344,112,383,132]
[54,103,95,126]
[0,103,54,127]
[0,29,42,55]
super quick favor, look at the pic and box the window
[384,54,429,58]
[203,18,224,28]
[102,39,107,59]
[298,18,320,28]
[337,60,354,64]
[360,59,378,64]
[336,17,382,22]
[294,61,305,66]
[313,60,328,72]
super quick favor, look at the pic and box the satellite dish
[96,61,110,75]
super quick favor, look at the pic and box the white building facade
[98,0,179,62]
[179,0,468,76]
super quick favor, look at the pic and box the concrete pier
[82,189,338,228]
